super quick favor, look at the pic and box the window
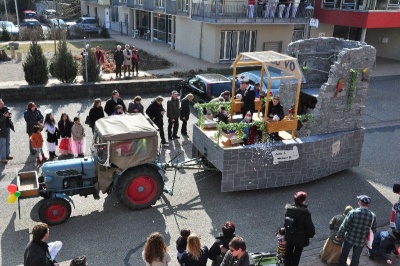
[292,24,305,42]
[219,30,257,61]
[154,0,165,8]
[111,6,119,22]
[86,6,89,16]
[119,0,127,3]
[178,0,190,11]
[136,0,144,4]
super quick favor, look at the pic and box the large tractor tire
[116,166,164,210]
[38,198,72,226]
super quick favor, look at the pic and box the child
[71,117,85,158]
[113,105,124,115]
[217,106,229,124]
[44,110,59,159]
[30,125,47,164]
[176,228,191,265]
[276,227,287,263]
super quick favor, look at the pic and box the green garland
[194,101,231,128]
[347,69,358,108]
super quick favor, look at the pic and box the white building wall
[366,28,400,60]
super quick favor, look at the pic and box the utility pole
[14,0,19,26]
[4,0,8,21]
[84,37,88,82]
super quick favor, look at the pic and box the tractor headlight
[44,176,53,183]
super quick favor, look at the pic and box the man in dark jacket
[237,75,255,118]
[284,191,315,266]
[221,236,255,266]
[113,45,124,79]
[146,96,168,145]
[24,223,59,266]
[180,93,193,137]
[209,221,236,266]
[0,98,13,163]
[24,102,44,155]
[167,90,180,140]
[267,95,285,141]
[104,90,127,116]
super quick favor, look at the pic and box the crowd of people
[112,44,140,79]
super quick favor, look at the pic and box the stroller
[250,252,280,266]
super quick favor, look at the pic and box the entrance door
[219,30,257,61]
[105,8,110,29]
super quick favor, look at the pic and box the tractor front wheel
[116,166,163,210]
[38,198,72,226]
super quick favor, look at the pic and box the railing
[321,0,400,10]
[191,1,308,22]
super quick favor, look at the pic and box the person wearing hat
[180,93,193,137]
[391,184,400,229]
[336,195,377,266]
[167,90,180,140]
[237,75,255,119]
[320,205,353,265]
[367,228,400,264]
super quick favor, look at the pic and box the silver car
[0,21,19,35]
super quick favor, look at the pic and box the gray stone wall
[286,38,376,136]
[193,125,364,192]
[0,78,181,102]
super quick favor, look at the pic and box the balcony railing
[321,0,400,10]
[191,1,308,23]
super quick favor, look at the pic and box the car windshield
[84,19,97,24]
[25,13,36,19]
[92,142,109,166]
[211,83,232,97]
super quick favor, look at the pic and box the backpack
[284,216,297,236]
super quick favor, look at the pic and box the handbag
[85,115,93,127]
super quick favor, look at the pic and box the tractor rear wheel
[38,198,72,226]
[116,166,163,210]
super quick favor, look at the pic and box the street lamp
[305,4,315,39]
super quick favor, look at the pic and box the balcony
[315,0,400,27]
[191,1,308,24]
[83,0,111,5]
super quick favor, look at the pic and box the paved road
[1,76,400,265]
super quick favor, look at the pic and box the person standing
[180,93,193,137]
[123,44,132,77]
[320,206,353,265]
[71,117,85,158]
[284,191,315,266]
[30,126,47,165]
[391,184,400,229]
[24,102,44,156]
[180,233,209,266]
[127,96,144,114]
[0,99,13,162]
[142,232,171,266]
[104,90,127,116]
[266,95,285,141]
[248,0,256,18]
[95,46,105,76]
[24,223,60,266]
[57,113,73,156]
[167,90,180,140]
[146,96,168,145]
[237,75,255,118]
[113,45,124,79]
[43,110,59,159]
[220,236,255,266]
[208,221,236,266]
[88,98,105,133]
[131,46,139,77]
[336,195,377,266]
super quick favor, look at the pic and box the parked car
[23,10,37,20]
[19,19,44,40]
[68,17,100,36]
[230,70,281,96]
[0,21,19,35]
[47,18,67,28]
[178,74,233,103]
[39,9,57,23]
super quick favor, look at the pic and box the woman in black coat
[23,102,44,155]
[180,93,193,137]
[88,98,105,133]
[58,113,74,155]
[146,96,167,145]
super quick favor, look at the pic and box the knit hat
[393,184,400,193]
[357,195,371,204]
[343,205,353,216]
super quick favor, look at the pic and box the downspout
[199,22,203,60]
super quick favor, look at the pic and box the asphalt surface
[1,76,400,265]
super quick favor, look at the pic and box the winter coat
[220,250,255,266]
[44,123,59,144]
[284,203,315,247]
[24,108,44,135]
[114,50,124,65]
[146,101,165,125]
[88,106,105,127]
[58,120,73,138]
[328,214,346,241]
[180,246,209,266]
[95,50,105,64]
[208,233,236,261]
[180,98,190,120]
[104,97,127,116]
[267,101,285,120]
[30,132,43,149]
[24,239,55,266]
[123,49,132,65]
[132,49,139,63]
[128,102,144,114]
[167,97,180,120]
[0,106,14,131]
[71,124,85,141]
[241,86,256,115]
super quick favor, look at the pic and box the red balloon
[7,184,17,194]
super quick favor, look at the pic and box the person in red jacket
[95,46,105,76]
[131,46,140,77]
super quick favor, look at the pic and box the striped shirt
[337,207,376,246]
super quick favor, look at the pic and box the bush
[100,26,110,38]
[81,47,99,82]
[23,41,48,85]
[0,24,11,42]
[19,27,44,41]
[52,38,78,83]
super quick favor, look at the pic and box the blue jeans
[0,137,6,160]
[338,239,364,266]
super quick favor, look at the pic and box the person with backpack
[208,221,236,266]
[283,191,315,266]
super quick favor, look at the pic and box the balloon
[7,194,17,204]
[14,191,21,198]
[7,184,17,194]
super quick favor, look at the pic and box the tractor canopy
[93,114,159,171]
